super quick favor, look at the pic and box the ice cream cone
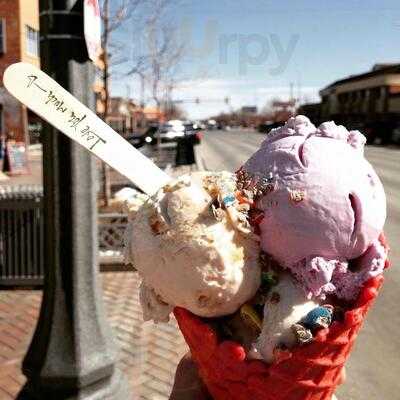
[174,234,389,400]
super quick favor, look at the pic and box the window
[0,19,6,54]
[26,25,39,57]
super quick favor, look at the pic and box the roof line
[321,63,400,91]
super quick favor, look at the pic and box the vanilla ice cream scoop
[125,172,261,322]
[249,272,319,363]
[242,116,386,299]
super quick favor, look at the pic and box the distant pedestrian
[175,135,196,167]
[2,131,14,172]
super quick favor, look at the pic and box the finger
[170,354,211,400]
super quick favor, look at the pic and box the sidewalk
[0,143,204,399]
[0,272,187,400]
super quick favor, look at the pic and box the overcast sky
[111,0,400,119]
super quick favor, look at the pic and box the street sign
[241,106,257,114]
[84,0,101,62]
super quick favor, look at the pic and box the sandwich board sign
[84,0,102,62]
[3,141,29,175]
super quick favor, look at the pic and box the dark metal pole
[17,0,131,398]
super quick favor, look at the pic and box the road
[199,129,400,400]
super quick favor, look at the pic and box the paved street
[199,128,400,400]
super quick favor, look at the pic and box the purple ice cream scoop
[243,116,387,300]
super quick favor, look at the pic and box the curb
[194,144,207,171]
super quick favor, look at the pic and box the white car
[153,123,185,143]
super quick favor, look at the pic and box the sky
[110,0,400,120]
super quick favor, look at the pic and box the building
[297,102,322,125]
[94,92,165,137]
[106,97,146,136]
[142,106,165,124]
[319,63,400,141]
[0,0,40,144]
[241,106,258,114]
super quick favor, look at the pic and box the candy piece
[223,194,236,207]
[291,323,313,345]
[289,189,306,203]
[261,271,279,288]
[240,304,262,333]
[302,306,333,330]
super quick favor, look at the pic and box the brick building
[0,0,40,144]
[106,97,147,137]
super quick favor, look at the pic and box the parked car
[151,122,184,144]
[142,125,158,145]
[183,122,203,145]
[125,125,158,148]
[206,119,217,130]
[391,122,400,145]
[362,121,396,145]
[126,132,146,148]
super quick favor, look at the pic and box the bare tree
[125,0,186,118]
[100,0,141,121]
[99,0,142,205]
[147,25,186,111]
[97,0,186,204]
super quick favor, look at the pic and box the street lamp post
[17,1,131,398]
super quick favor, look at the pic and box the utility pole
[100,0,111,206]
[139,72,145,108]
[17,1,131,398]
[290,82,294,102]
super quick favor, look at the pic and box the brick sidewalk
[0,272,188,400]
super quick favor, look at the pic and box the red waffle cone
[174,234,390,400]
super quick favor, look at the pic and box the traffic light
[195,97,200,104]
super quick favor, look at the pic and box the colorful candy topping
[302,305,333,330]
[240,304,262,333]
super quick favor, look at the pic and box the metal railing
[0,186,44,286]
[98,213,128,265]
[0,186,132,286]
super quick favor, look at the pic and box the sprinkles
[236,169,277,199]
[222,194,236,207]
[291,323,313,345]
[289,189,306,203]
